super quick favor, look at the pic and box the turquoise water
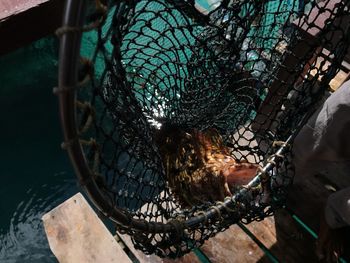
[0,38,78,262]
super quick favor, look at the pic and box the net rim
[57,0,296,234]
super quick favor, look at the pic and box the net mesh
[58,0,350,258]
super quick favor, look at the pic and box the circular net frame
[57,0,350,258]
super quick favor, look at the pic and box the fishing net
[56,0,350,258]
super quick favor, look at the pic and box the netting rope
[57,0,350,257]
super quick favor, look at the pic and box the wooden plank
[117,232,202,263]
[42,193,132,263]
[308,56,350,91]
[115,188,264,263]
[0,0,47,20]
[252,33,322,132]
[329,70,348,91]
[244,210,319,262]
[200,224,269,263]
[252,0,350,132]
[0,0,64,55]
[117,188,265,263]
[112,190,202,263]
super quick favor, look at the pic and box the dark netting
[57,0,350,258]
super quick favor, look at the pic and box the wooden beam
[252,0,350,132]
[116,232,202,263]
[200,224,270,263]
[0,0,64,55]
[0,0,46,19]
[115,188,267,263]
[42,193,133,263]
[244,210,319,262]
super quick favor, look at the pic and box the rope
[168,219,186,241]
[56,0,107,36]
[53,57,94,94]
[272,140,289,148]
[76,101,96,134]
[210,205,223,222]
[60,137,80,150]
[195,211,208,225]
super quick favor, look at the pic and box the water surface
[0,38,79,263]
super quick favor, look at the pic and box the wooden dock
[42,86,350,262]
[0,0,63,55]
[42,114,350,262]
[43,164,350,263]
[42,193,132,263]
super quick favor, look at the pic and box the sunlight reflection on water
[0,175,77,263]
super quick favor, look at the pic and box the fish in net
[154,125,261,207]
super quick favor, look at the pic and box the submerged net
[57,0,350,258]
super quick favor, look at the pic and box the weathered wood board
[309,56,350,91]
[116,187,268,263]
[200,224,269,263]
[117,232,202,263]
[42,193,132,263]
[244,210,319,262]
[0,0,64,55]
[0,0,47,20]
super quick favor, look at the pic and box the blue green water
[0,38,79,262]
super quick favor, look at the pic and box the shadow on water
[0,37,79,262]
